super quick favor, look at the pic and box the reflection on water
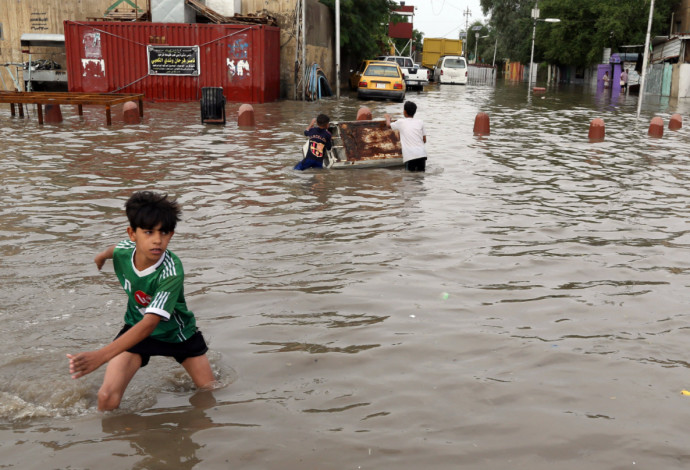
[2,81,690,468]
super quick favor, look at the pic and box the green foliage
[319,0,397,59]
[479,0,681,66]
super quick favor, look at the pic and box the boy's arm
[384,114,392,128]
[67,313,161,379]
[306,117,317,131]
[95,245,116,270]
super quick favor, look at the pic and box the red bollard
[588,118,605,142]
[473,112,490,136]
[648,116,664,138]
[122,101,141,124]
[356,106,372,121]
[669,113,682,131]
[238,104,255,127]
[44,104,63,124]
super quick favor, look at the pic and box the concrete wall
[673,0,690,34]
[0,0,115,89]
[672,63,690,98]
[242,0,334,99]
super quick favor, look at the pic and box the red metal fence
[64,21,280,103]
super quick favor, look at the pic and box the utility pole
[335,0,340,99]
[463,7,471,59]
[637,0,655,118]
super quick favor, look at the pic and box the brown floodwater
[2,81,690,469]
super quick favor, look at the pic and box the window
[444,58,466,69]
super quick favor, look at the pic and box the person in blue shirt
[294,114,332,170]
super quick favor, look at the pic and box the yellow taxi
[350,60,406,102]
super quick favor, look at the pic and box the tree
[479,0,681,66]
[319,0,397,60]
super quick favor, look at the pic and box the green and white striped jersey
[112,240,197,343]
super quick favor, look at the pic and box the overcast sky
[398,0,487,39]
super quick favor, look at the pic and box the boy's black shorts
[115,325,209,368]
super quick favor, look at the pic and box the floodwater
[2,81,690,469]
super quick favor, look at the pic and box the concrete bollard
[356,106,372,121]
[44,104,63,124]
[473,112,490,136]
[122,101,141,124]
[238,104,255,127]
[588,118,605,142]
[648,116,664,138]
[669,113,682,131]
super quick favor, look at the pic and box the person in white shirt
[385,101,427,172]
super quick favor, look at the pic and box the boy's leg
[181,354,216,389]
[98,351,142,411]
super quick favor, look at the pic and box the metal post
[474,32,479,64]
[492,38,497,67]
[637,0,655,118]
[301,0,306,101]
[528,17,536,92]
[336,0,340,99]
[27,53,32,92]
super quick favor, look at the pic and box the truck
[374,55,429,90]
[421,38,463,70]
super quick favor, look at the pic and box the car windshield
[364,65,400,77]
[444,59,466,69]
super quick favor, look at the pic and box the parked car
[349,59,388,90]
[375,55,429,90]
[433,55,468,85]
[416,63,432,82]
[353,60,406,102]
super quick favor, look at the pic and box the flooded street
[3,81,690,469]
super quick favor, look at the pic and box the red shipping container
[64,21,280,103]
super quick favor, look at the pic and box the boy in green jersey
[67,191,216,411]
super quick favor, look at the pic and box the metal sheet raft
[0,91,144,125]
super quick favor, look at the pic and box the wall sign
[147,45,200,76]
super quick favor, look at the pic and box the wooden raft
[0,91,145,125]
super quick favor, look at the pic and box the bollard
[669,113,682,131]
[588,118,605,142]
[238,104,255,127]
[44,104,63,124]
[356,106,372,121]
[648,116,664,138]
[473,112,490,136]
[122,101,141,124]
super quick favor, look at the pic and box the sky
[398,0,488,39]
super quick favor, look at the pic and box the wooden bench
[0,91,144,125]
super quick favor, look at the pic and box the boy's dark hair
[316,114,330,127]
[404,101,417,117]
[125,191,181,232]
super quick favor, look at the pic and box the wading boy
[294,113,332,170]
[385,101,427,172]
[67,191,215,411]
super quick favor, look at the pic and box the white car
[433,55,468,85]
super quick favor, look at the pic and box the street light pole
[475,32,479,64]
[528,2,538,91]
